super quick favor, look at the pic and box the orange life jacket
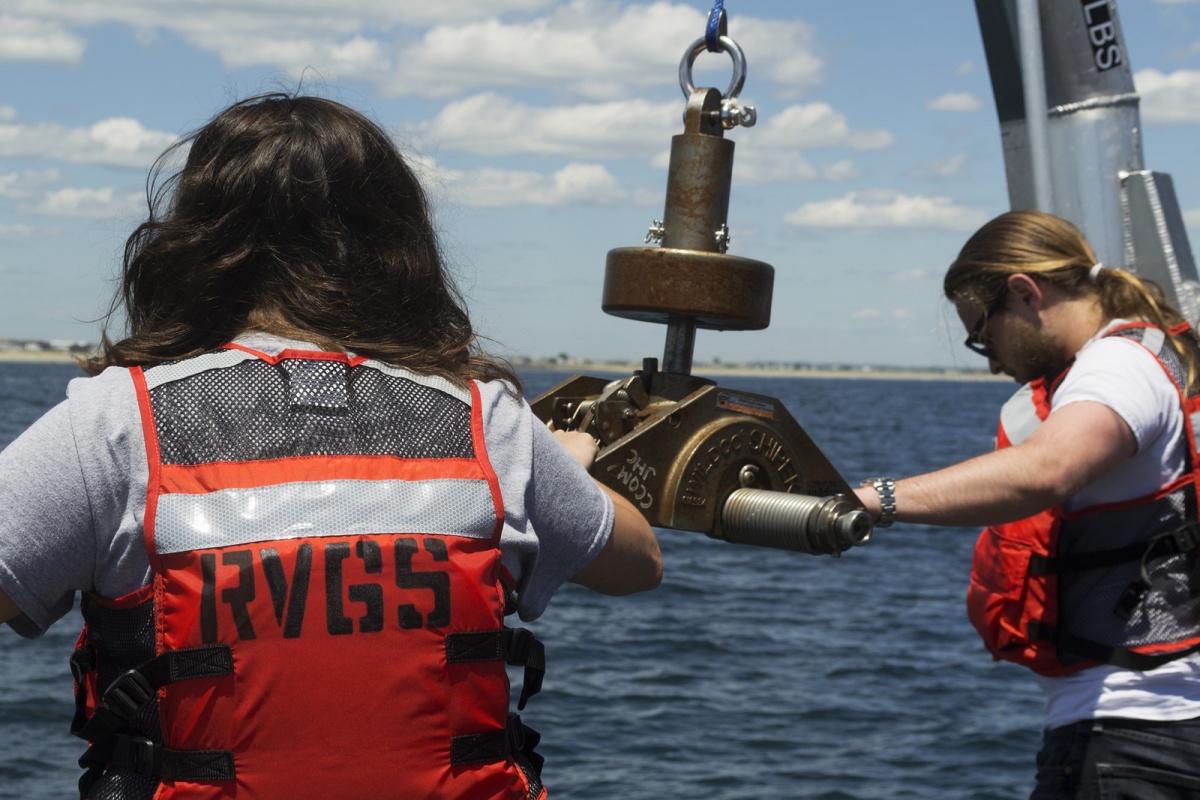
[966,322,1200,677]
[70,345,547,800]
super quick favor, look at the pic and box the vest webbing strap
[449,713,544,779]
[1028,542,1147,575]
[73,644,236,788]
[1032,522,1200,575]
[445,628,545,710]
[450,730,509,766]
[1028,621,1200,672]
[80,734,236,782]
[73,645,234,743]
[1030,522,1200,621]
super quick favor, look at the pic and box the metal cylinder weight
[603,247,774,330]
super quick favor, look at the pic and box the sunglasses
[963,296,1007,358]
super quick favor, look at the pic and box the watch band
[861,477,897,528]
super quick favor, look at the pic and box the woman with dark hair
[0,93,661,800]
[857,210,1200,798]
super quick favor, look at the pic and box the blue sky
[3,0,1200,369]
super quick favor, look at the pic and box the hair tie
[1088,262,1106,282]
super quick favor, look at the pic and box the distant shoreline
[0,349,87,364]
[512,360,1007,382]
[0,349,1005,382]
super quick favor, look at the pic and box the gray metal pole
[1016,0,1053,211]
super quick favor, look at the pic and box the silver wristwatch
[861,477,897,528]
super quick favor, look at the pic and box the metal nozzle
[721,489,872,555]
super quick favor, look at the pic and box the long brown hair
[944,210,1200,391]
[90,93,518,388]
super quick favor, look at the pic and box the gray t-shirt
[0,340,612,636]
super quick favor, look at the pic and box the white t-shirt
[1037,320,1200,729]
[0,335,614,636]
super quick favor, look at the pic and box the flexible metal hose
[722,489,872,555]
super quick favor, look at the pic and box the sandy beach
[513,360,1007,382]
[0,348,88,365]
[0,348,1005,381]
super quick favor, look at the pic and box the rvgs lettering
[198,536,453,642]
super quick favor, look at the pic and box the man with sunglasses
[856,210,1200,799]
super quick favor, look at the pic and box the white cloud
[7,2,825,100]
[0,15,85,63]
[955,61,975,76]
[1136,69,1200,125]
[723,15,823,97]
[906,153,971,179]
[0,113,177,167]
[734,152,860,185]
[744,102,893,151]
[30,187,143,218]
[720,102,891,185]
[0,169,60,198]
[390,4,822,100]
[4,1,555,86]
[853,308,882,319]
[444,161,628,207]
[0,223,36,238]
[784,190,989,232]
[926,92,982,112]
[7,0,558,30]
[417,92,677,158]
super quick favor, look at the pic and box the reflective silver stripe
[1140,326,1166,357]
[359,359,471,405]
[999,383,1041,446]
[1191,411,1200,458]
[154,478,496,554]
[144,350,258,389]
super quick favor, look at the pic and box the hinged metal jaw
[530,362,871,557]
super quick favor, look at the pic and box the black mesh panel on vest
[1059,490,1200,650]
[1109,326,1189,389]
[149,358,474,465]
[79,596,161,800]
[83,767,157,800]
[80,595,162,742]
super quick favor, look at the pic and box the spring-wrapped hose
[721,489,871,555]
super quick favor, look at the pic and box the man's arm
[857,400,1137,527]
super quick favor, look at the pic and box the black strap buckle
[506,629,545,711]
[1114,579,1151,621]
[505,628,537,665]
[1166,522,1200,554]
[507,713,545,779]
[1114,523,1200,621]
[112,735,158,777]
[69,645,96,684]
[103,670,156,726]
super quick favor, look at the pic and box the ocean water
[0,362,1037,799]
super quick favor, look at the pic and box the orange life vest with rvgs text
[69,344,547,800]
